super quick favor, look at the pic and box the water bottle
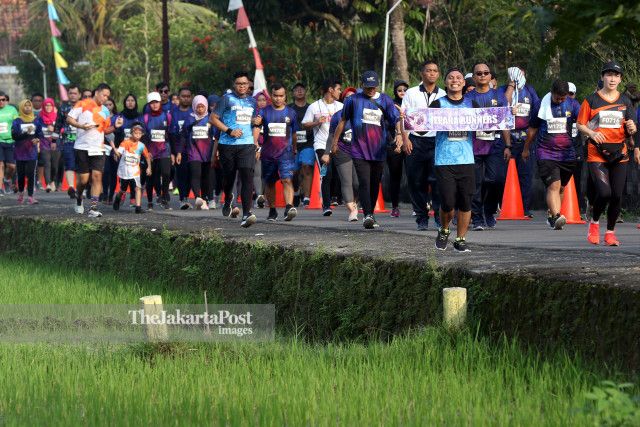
[320,164,327,177]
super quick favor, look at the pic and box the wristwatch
[225,128,233,136]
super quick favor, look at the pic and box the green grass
[0,257,637,426]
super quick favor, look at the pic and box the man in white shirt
[302,78,343,216]
[401,60,446,230]
[66,83,122,217]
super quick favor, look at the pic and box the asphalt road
[1,191,639,288]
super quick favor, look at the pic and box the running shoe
[230,206,241,218]
[0,188,5,196]
[207,200,216,210]
[472,221,484,231]
[616,215,624,224]
[390,207,400,218]
[330,197,339,207]
[222,202,231,217]
[17,193,24,204]
[180,201,192,210]
[195,197,205,210]
[435,227,450,251]
[303,197,310,208]
[241,213,257,228]
[135,206,143,214]
[453,237,470,252]
[553,214,566,230]
[363,214,375,229]
[267,208,278,222]
[45,183,52,193]
[87,208,102,218]
[524,211,534,219]
[256,194,265,209]
[546,215,556,229]
[74,204,84,214]
[322,208,333,217]
[161,201,172,210]
[284,207,297,221]
[587,222,600,245]
[372,217,380,228]
[604,231,620,246]
[485,214,496,229]
[67,186,75,199]
[348,211,358,222]
[147,203,154,211]
[416,219,429,231]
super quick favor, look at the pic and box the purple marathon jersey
[258,105,298,161]
[341,92,399,161]
[498,84,540,131]
[465,88,508,155]
[329,113,352,154]
[144,111,172,159]
[530,97,581,161]
[183,115,214,163]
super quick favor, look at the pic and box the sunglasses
[0,98,6,102]
[475,71,491,76]
[159,89,170,93]
[568,92,575,95]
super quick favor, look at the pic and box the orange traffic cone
[306,163,322,209]
[497,158,530,220]
[374,183,389,213]
[274,180,286,208]
[560,176,585,224]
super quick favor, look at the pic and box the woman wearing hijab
[252,91,270,207]
[12,99,43,204]
[181,95,214,210]
[114,94,142,207]
[37,97,59,192]
[387,80,408,217]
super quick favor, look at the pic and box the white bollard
[442,287,467,330]
[139,295,169,342]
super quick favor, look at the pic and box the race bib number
[267,123,287,137]
[547,117,567,134]
[571,123,578,138]
[448,131,467,141]
[598,110,623,129]
[43,128,53,139]
[236,107,253,125]
[343,129,353,143]
[124,128,132,138]
[475,130,495,141]
[515,103,530,117]
[88,146,104,156]
[192,125,209,139]
[150,129,165,142]
[124,152,140,166]
[296,130,307,143]
[0,123,8,134]
[362,108,383,126]
[20,124,35,135]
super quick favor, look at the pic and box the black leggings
[222,167,253,215]
[17,160,36,196]
[353,159,384,217]
[147,157,172,203]
[189,161,212,199]
[588,161,627,231]
[386,149,404,208]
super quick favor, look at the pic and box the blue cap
[361,71,379,88]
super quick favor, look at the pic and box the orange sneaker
[604,231,620,246]
[587,222,600,245]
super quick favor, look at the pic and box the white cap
[568,82,576,93]
[464,73,473,79]
[147,92,161,103]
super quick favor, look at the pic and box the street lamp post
[20,50,47,99]
[382,0,403,93]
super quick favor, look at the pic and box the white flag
[228,0,243,11]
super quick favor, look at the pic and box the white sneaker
[208,199,217,210]
[348,211,358,222]
[87,208,102,218]
[230,206,241,218]
[195,197,204,210]
[284,207,297,221]
[74,204,85,214]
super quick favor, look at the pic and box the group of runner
[0,59,638,249]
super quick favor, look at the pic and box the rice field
[0,257,636,426]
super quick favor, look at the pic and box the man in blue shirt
[431,68,479,252]
[209,71,261,228]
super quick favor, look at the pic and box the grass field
[0,257,637,426]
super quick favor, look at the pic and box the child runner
[112,123,151,213]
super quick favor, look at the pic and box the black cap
[361,71,379,88]
[393,79,409,90]
[601,61,623,75]
[291,82,306,91]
